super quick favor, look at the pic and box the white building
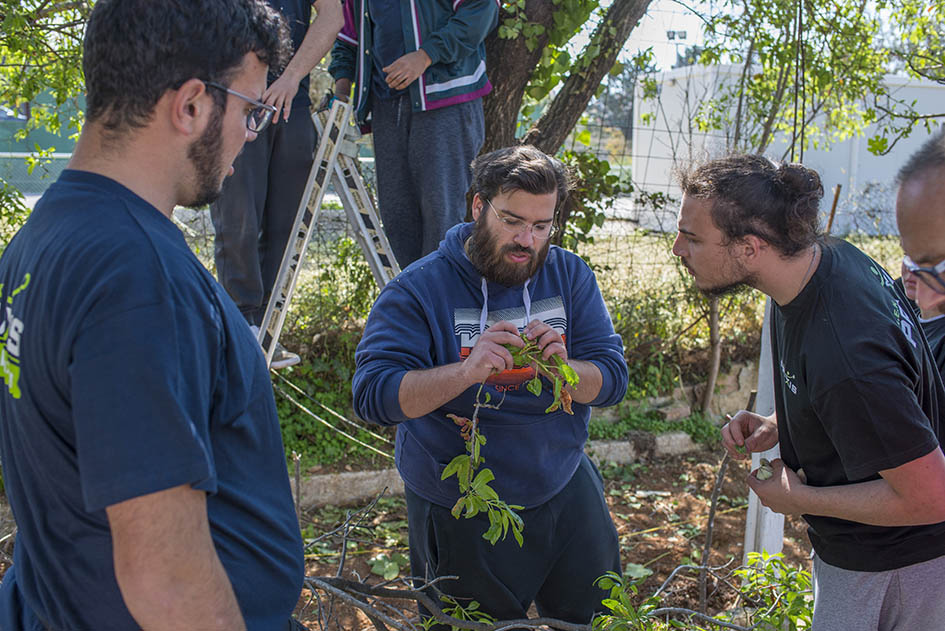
[630,65,944,235]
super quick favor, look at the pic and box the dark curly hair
[679,154,823,256]
[470,145,572,217]
[83,0,292,132]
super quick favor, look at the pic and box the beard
[183,104,225,208]
[467,211,551,287]
[681,258,756,298]
[702,279,754,298]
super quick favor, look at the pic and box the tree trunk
[701,296,722,415]
[481,2,555,154]
[521,0,653,155]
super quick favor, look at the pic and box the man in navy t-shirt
[0,1,305,629]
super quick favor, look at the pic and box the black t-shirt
[921,314,945,378]
[772,239,945,572]
[269,0,312,107]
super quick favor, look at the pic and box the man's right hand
[721,410,779,459]
[460,321,524,385]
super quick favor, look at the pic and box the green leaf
[451,497,465,519]
[477,482,499,501]
[624,563,654,580]
[441,455,469,480]
[369,553,404,580]
[867,135,889,155]
[554,355,580,385]
[513,526,524,547]
[483,522,502,543]
[527,376,542,397]
[471,468,495,491]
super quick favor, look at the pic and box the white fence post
[742,299,785,563]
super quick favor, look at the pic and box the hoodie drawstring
[478,277,533,335]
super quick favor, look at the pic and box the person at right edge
[327,0,499,268]
[672,153,945,630]
[899,130,945,377]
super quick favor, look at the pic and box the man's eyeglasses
[903,255,945,294]
[486,199,556,241]
[204,81,276,133]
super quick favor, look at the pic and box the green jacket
[328,0,498,130]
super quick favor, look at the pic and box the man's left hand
[747,458,807,515]
[263,74,301,124]
[383,50,432,91]
[524,319,567,363]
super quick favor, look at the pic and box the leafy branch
[441,333,580,546]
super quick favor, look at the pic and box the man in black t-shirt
[672,154,945,630]
[210,0,342,369]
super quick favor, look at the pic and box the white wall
[631,65,944,235]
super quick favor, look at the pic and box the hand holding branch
[721,410,778,459]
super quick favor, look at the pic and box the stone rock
[585,440,638,466]
[297,468,404,510]
[657,402,691,422]
[654,431,697,455]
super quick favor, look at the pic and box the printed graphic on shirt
[871,261,919,350]
[0,273,31,399]
[454,296,567,391]
[780,359,798,395]
[869,262,894,290]
[892,298,919,349]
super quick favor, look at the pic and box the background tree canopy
[0,0,942,235]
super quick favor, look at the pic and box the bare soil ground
[294,448,812,629]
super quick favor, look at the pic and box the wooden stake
[826,183,842,235]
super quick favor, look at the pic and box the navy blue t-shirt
[0,170,303,629]
[270,0,314,107]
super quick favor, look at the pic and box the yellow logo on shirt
[0,273,30,399]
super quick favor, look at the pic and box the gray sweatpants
[210,103,316,325]
[370,94,484,267]
[812,552,945,630]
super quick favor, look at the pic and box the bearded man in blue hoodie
[353,145,629,627]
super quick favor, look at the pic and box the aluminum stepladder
[257,98,401,367]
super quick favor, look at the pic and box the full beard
[467,215,551,287]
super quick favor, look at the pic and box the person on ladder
[210,0,343,369]
[328,0,498,268]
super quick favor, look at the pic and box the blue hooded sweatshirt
[353,222,628,509]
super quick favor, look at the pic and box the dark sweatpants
[210,103,316,325]
[371,94,484,267]
[406,454,621,629]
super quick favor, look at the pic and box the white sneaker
[249,325,300,369]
